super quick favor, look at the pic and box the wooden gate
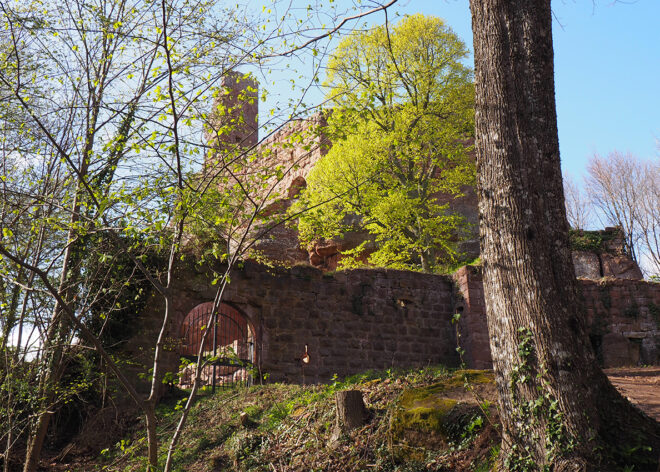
[179,302,254,391]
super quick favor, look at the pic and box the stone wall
[248,114,331,265]
[571,227,644,280]
[256,112,329,203]
[453,266,659,368]
[580,279,659,366]
[127,262,658,396]
[452,266,492,369]
[156,261,460,384]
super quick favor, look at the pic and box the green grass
[86,366,499,472]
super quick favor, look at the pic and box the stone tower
[206,71,258,166]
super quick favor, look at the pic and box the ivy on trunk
[469,0,660,469]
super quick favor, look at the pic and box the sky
[366,0,660,180]
[262,0,659,181]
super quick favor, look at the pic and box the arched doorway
[179,302,255,390]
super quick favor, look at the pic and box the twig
[257,0,399,59]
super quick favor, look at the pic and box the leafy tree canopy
[293,14,475,272]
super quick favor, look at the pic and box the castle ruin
[129,73,658,390]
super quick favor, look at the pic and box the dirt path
[606,367,660,421]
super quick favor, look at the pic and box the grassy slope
[72,367,501,472]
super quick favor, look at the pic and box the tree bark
[23,189,82,472]
[334,390,367,434]
[145,405,158,469]
[469,1,660,469]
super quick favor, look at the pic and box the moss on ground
[389,370,495,462]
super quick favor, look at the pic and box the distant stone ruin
[203,73,479,270]
[126,74,657,391]
[572,227,644,280]
[203,75,645,280]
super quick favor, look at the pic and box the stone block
[572,251,601,279]
[602,333,639,367]
[601,254,643,280]
[641,337,659,365]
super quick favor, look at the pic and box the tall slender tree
[0,0,401,469]
[470,1,659,469]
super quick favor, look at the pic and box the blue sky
[261,0,658,181]
[367,0,660,179]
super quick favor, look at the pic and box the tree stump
[334,389,367,435]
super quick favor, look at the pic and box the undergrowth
[84,366,500,472]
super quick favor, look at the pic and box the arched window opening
[287,176,307,198]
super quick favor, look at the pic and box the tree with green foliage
[294,14,475,272]
[0,0,401,469]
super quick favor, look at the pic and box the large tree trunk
[469,1,660,470]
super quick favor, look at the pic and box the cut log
[334,389,367,434]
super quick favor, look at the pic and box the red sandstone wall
[255,113,329,203]
[452,266,492,369]
[159,262,460,384]
[453,266,659,368]
[127,263,658,397]
[248,114,330,265]
[579,279,659,366]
